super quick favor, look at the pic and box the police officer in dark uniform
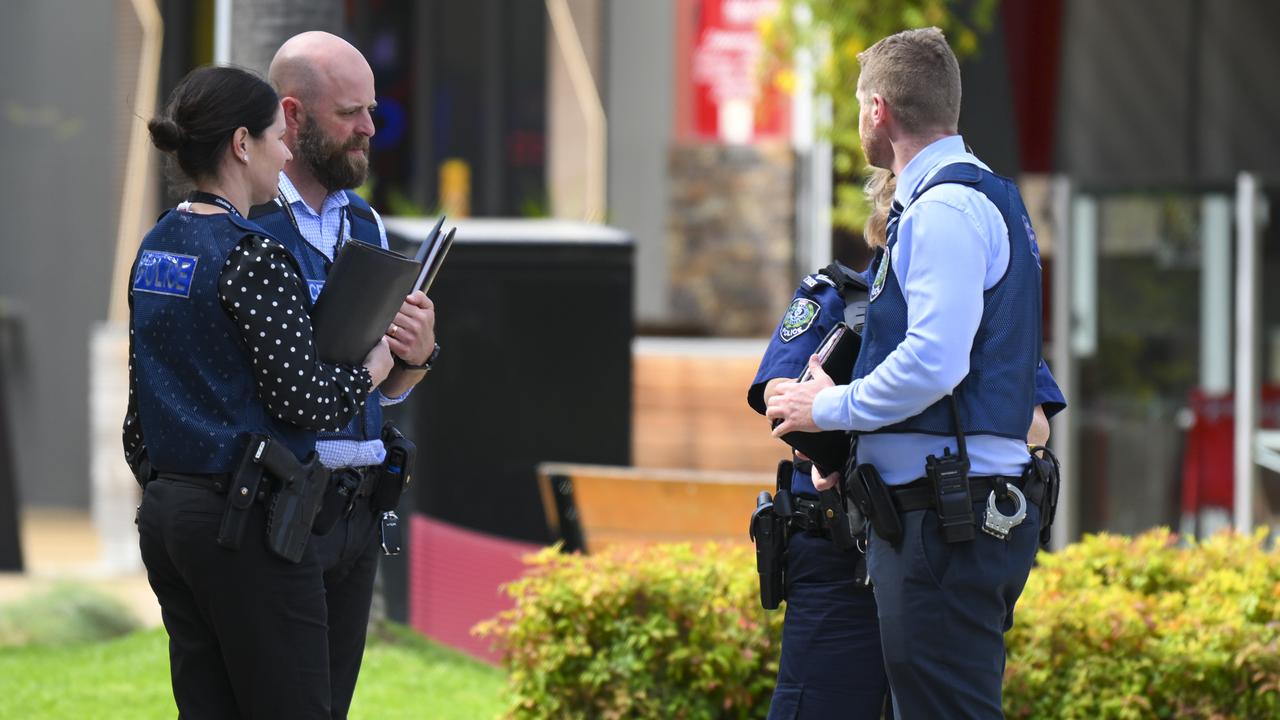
[769,29,1061,718]
[749,261,891,719]
[126,65,394,718]
[750,255,1064,718]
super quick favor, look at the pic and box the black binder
[775,322,861,476]
[310,240,421,365]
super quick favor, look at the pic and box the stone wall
[667,143,795,336]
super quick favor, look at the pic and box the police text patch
[133,250,198,298]
[780,298,819,342]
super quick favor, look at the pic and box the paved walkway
[0,509,161,627]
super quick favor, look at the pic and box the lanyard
[277,187,349,254]
[186,191,240,216]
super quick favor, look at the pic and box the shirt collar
[893,135,972,207]
[276,170,349,217]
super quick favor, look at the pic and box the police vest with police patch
[853,163,1040,440]
[129,210,314,473]
[250,190,385,442]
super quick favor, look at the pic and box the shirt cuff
[813,382,856,431]
[377,387,412,406]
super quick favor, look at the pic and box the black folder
[310,240,422,366]
[775,322,862,476]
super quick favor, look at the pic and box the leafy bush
[1005,529,1280,719]
[475,544,782,720]
[0,582,141,647]
[479,531,1280,719]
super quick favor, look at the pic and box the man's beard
[296,115,369,191]
[860,120,891,170]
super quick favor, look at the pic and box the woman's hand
[363,337,394,388]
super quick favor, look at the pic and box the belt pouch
[818,488,859,550]
[1030,446,1061,546]
[851,464,902,545]
[926,448,975,543]
[217,436,267,550]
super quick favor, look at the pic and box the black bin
[383,218,633,543]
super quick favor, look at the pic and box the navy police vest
[853,163,1040,440]
[129,211,314,473]
[250,190,384,442]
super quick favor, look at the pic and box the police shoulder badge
[869,247,892,302]
[780,298,819,343]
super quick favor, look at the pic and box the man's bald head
[269,31,377,193]
[268,31,371,103]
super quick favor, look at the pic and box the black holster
[844,463,903,546]
[750,490,786,610]
[225,435,331,563]
[748,460,792,610]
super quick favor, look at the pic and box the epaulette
[801,272,837,292]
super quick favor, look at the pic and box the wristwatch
[394,342,440,372]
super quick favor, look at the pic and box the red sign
[676,0,789,144]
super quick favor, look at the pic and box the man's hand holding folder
[310,217,454,369]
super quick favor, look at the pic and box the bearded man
[253,31,439,719]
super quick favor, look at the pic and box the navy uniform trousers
[769,529,891,719]
[867,495,1041,719]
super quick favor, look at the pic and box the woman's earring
[242,154,249,163]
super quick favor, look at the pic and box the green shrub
[1005,529,1280,719]
[480,531,1280,719]
[0,582,141,648]
[475,544,782,720]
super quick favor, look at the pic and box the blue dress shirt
[812,136,1034,484]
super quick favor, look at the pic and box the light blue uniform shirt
[278,171,411,469]
[812,136,1031,485]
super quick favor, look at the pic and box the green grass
[0,623,508,720]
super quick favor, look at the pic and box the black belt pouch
[847,464,903,545]
[216,436,267,550]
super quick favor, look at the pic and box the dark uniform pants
[138,478,331,719]
[867,497,1041,720]
[768,531,891,719]
[313,490,381,720]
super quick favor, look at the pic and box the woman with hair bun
[125,65,393,718]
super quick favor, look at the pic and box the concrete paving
[0,509,161,628]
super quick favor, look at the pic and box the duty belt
[890,474,1042,513]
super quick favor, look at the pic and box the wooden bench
[537,462,778,553]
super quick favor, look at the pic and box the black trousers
[312,493,381,720]
[768,531,891,719]
[867,497,1041,720]
[138,477,331,719]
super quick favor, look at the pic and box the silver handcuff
[981,484,1026,540]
